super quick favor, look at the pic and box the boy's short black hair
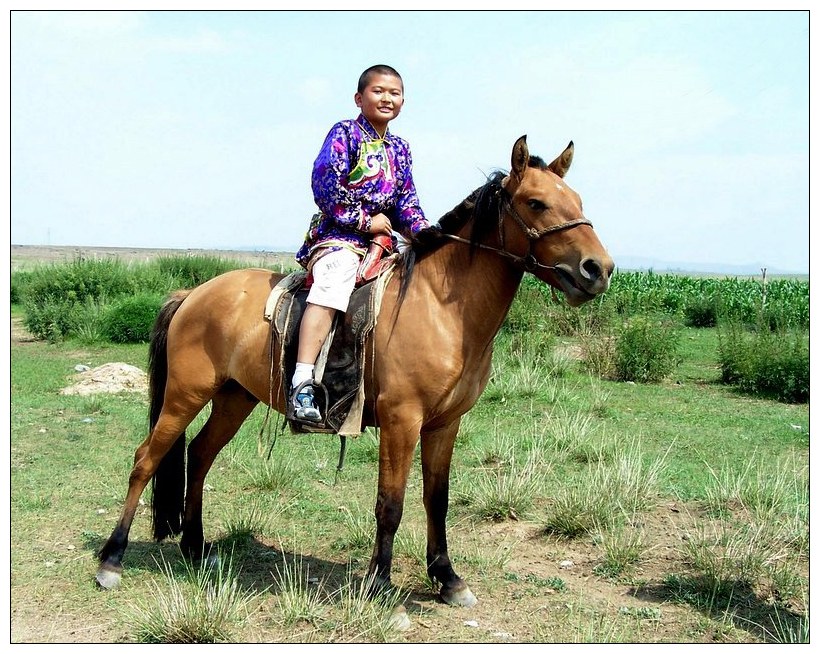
[357,65,403,93]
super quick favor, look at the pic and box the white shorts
[306,248,360,312]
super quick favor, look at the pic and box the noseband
[442,188,593,273]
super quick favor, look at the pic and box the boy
[291,64,430,422]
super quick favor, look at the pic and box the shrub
[155,255,242,289]
[684,296,719,328]
[613,316,681,383]
[718,324,808,403]
[101,293,165,343]
[21,257,138,340]
[23,257,135,305]
[10,271,34,305]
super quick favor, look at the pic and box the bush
[613,316,680,383]
[718,324,808,403]
[21,258,139,340]
[155,255,242,289]
[101,293,165,343]
[684,296,719,328]
[10,271,34,305]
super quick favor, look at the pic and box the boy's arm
[392,143,430,236]
[312,124,371,233]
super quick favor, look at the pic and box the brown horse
[96,136,614,610]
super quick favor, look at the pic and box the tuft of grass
[124,552,261,644]
[220,502,275,552]
[457,456,548,522]
[330,567,408,642]
[334,505,374,552]
[545,439,666,537]
[703,455,808,520]
[678,519,795,601]
[243,456,302,493]
[593,526,647,579]
[270,551,327,627]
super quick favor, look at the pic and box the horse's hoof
[95,566,122,590]
[441,585,477,608]
[388,605,412,632]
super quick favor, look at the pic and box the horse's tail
[149,290,191,541]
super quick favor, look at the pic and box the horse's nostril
[580,258,603,281]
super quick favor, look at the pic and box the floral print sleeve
[311,124,367,231]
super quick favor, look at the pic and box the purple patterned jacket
[296,115,429,267]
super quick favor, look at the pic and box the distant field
[10,244,298,272]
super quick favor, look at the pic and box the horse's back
[165,267,287,403]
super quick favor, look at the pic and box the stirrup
[287,380,332,433]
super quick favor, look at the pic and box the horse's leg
[179,382,259,560]
[421,420,477,607]
[96,394,211,589]
[367,420,420,595]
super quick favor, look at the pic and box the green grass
[10,317,808,643]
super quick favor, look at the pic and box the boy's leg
[296,304,337,367]
[291,248,360,422]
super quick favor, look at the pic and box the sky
[8,7,811,272]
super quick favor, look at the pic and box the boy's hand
[368,213,393,236]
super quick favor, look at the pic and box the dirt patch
[60,362,148,396]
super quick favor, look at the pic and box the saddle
[265,249,396,435]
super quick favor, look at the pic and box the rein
[442,189,592,273]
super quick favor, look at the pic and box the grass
[10,319,808,643]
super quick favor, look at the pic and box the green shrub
[101,293,164,343]
[10,271,34,305]
[613,316,680,383]
[23,257,136,305]
[155,255,242,289]
[684,296,719,328]
[21,258,139,340]
[718,324,808,403]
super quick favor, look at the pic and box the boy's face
[354,73,404,134]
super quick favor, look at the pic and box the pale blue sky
[9,9,810,272]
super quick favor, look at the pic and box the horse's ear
[511,135,529,179]
[547,141,574,178]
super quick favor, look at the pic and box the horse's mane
[395,154,551,304]
[396,170,506,303]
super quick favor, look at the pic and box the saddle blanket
[264,268,393,434]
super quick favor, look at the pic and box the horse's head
[500,136,614,306]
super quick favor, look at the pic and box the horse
[96,136,614,611]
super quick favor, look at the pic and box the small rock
[67,545,75,551]
[790,424,803,431]
[44,561,55,568]
[97,509,107,515]
[625,381,636,385]
[74,364,90,372]
[81,418,94,424]
[493,632,513,640]
[464,620,479,628]
[559,560,574,569]
[38,428,46,434]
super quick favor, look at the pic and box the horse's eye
[527,199,547,212]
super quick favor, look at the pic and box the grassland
[10,305,808,643]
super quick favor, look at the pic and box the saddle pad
[265,268,394,434]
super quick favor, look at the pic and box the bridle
[441,187,593,273]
